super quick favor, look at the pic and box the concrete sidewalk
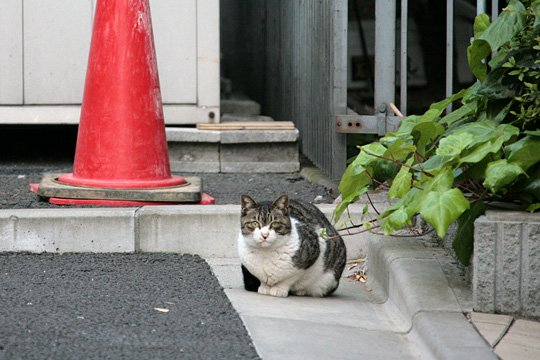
[2,204,537,359]
[208,236,496,360]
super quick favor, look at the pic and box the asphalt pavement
[0,253,259,359]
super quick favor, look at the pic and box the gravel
[0,164,337,209]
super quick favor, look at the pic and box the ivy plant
[335,0,540,265]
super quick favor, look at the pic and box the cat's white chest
[238,227,301,286]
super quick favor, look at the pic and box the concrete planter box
[473,210,540,318]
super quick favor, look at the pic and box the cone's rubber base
[34,173,203,204]
[57,173,187,189]
[46,193,215,206]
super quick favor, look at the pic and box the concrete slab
[495,319,540,360]
[220,129,299,144]
[470,312,513,346]
[240,315,418,360]
[206,258,243,289]
[225,281,394,331]
[136,205,239,258]
[166,127,220,142]
[0,208,135,253]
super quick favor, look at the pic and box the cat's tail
[241,264,261,292]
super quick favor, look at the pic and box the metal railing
[338,0,501,135]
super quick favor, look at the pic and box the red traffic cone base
[36,0,206,205]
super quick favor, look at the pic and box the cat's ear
[272,194,289,213]
[241,195,257,215]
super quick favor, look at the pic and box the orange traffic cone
[34,0,211,205]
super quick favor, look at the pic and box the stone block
[473,211,540,318]
[166,127,220,142]
[220,129,299,144]
[168,142,220,173]
[220,143,299,173]
[0,209,135,253]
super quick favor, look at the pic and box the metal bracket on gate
[336,105,401,135]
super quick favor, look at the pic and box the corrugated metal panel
[237,0,347,181]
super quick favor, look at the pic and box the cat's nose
[261,231,269,239]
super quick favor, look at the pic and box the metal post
[477,0,486,15]
[446,0,454,113]
[491,0,499,20]
[375,0,396,133]
[400,0,408,116]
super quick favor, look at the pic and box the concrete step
[166,127,300,173]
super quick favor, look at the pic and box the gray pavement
[0,253,259,359]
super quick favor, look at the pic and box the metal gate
[234,0,348,181]
[232,0,500,181]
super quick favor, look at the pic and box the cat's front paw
[258,283,271,295]
[269,286,289,298]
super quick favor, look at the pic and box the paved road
[0,253,259,359]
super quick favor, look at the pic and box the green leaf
[385,138,416,161]
[448,120,497,144]
[459,124,519,164]
[381,207,411,235]
[478,68,516,99]
[507,136,540,170]
[420,155,453,173]
[468,40,491,81]
[452,201,487,266]
[412,121,445,156]
[474,13,490,37]
[419,189,471,238]
[528,203,540,212]
[480,1,527,50]
[352,142,388,167]
[334,185,369,222]
[525,130,540,136]
[388,159,413,200]
[436,132,475,159]
[522,167,540,201]
[440,102,478,126]
[468,2,527,80]
[532,1,540,29]
[483,159,526,193]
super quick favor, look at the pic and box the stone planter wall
[473,210,540,318]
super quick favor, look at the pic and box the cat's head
[240,194,292,248]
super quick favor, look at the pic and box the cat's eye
[270,222,284,231]
[249,221,261,228]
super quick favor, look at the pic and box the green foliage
[335,0,540,265]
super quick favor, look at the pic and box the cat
[238,194,347,297]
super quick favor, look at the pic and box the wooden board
[197,121,295,131]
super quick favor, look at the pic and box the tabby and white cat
[238,194,346,297]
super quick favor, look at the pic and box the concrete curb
[367,237,496,359]
[0,204,373,259]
